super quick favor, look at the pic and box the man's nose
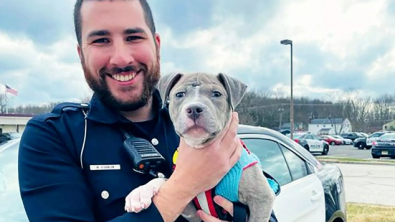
[109,41,134,67]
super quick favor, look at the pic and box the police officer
[18,0,243,222]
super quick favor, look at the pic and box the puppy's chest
[214,148,259,202]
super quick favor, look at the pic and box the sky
[0,0,394,108]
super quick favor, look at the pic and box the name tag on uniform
[89,164,121,171]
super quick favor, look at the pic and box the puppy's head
[157,72,247,148]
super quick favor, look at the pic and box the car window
[312,135,320,140]
[279,144,310,180]
[241,138,292,186]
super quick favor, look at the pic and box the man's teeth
[112,73,136,82]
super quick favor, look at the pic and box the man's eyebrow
[124,28,147,35]
[87,30,110,38]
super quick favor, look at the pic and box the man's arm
[18,117,165,222]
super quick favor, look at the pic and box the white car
[238,125,346,222]
[1,126,347,222]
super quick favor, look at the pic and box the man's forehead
[80,0,144,27]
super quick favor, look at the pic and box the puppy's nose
[186,105,204,120]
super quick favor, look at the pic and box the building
[0,114,34,134]
[308,118,352,135]
[383,120,395,131]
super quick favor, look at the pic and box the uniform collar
[86,89,164,124]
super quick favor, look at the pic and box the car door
[305,135,323,152]
[239,135,325,222]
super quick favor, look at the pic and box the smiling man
[18,0,242,222]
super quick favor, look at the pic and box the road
[335,163,395,206]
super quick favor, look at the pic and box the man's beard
[81,56,160,112]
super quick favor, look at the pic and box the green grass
[347,203,395,222]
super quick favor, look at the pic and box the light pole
[278,108,284,129]
[281,39,294,139]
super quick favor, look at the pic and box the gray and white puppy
[124,72,275,222]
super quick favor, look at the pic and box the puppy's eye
[175,92,186,98]
[212,91,222,97]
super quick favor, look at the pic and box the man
[18,0,242,222]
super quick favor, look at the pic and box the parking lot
[314,144,395,207]
[315,144,394,160]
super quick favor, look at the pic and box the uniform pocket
[87,169,151,206]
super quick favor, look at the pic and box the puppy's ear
[217,73,247,110]
[156,73,183,108]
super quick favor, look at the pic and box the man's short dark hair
[73,0,156,46]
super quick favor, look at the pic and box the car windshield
[0,139,28,221]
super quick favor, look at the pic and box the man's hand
[197,196,234,222]
[174,112,242,196]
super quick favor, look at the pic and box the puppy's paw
[124,178,167,213]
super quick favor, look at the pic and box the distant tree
[0,94,10,114]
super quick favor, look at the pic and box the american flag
[5,84,18,96]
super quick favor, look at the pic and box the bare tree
[0,94,9,114]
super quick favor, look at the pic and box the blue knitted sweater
[214,148,259,202]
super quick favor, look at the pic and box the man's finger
[214,195,234,216]
[197,210,224,222]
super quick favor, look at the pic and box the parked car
[1,125,347,222]
[366,131,390,149]
[331,135,353,145]
[340,132,362,142]
[238,125,346,222]
[371,132,395,159]
[292,133,330,155]
[357,132,369,138]
[0,132,22,144]
[353,137,367,149]
[320,135,343,146]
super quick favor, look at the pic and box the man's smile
[106,69,143,83]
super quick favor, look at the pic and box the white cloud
[1,0,395,107]
[366,47,395,79]
[0,32,92,107]
[272,74,343,98]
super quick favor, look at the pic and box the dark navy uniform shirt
[18,89,189,222]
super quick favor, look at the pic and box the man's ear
[156,73,183,108]
[217,73,247,110]
[154,33,161,50]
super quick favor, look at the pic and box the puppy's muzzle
[185,104,205,121]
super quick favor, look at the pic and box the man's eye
[212,91,222,97]
[175,92,186,98]
[126,36,143,41]
[92,38,110,44]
